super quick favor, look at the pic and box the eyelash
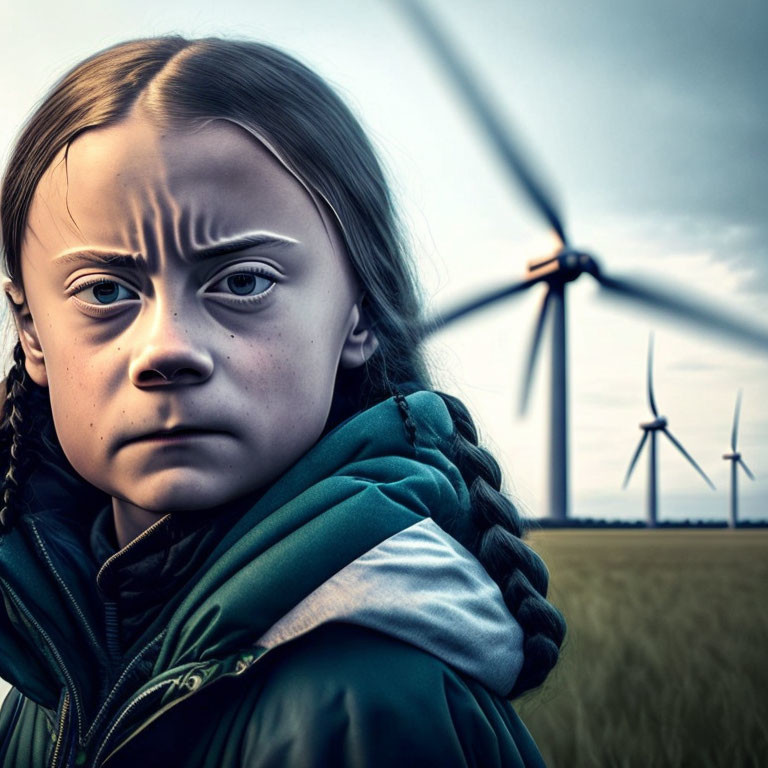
[67,267,278,313]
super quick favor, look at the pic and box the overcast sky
[1,0,766,523]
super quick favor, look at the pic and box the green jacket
[0,391,546,767]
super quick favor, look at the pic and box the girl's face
[9,111,377,518]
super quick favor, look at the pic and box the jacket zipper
[91,678,180,768]
[96,651,266,766]
[83,632,166,745]
[95,516,171,666]
[0,576,170,765]
[6,513,208,766]
[28,520,101,654]
[0,579,83,744]
[50,693,70,768]
[8,513,175,765]
[95,515,172,590]
[9,520,170,754]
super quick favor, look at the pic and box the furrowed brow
[54,251,140,268]
[54,232,299,268]
[186,233,299,262]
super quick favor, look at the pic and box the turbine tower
[623,335,715,526]
[722,391,755,528]
[396,0,768,521]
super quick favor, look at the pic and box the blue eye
[75,280,138,305]
[207,270,275,299]
[228,274,260,295]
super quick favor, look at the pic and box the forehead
[23,113,332,265]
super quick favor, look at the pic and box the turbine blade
[662,428,716,490]
[738,458,755,481]
[647,332,658,417]
[593,272,768,352]
[519,287,552,414]
[394,0,568,246]
[623,431,649,489]
[418,274,543,339]
[731,390,742,452]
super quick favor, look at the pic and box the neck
[111,498,167,549]
[111,485,270,550]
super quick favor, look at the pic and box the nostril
[137,369,169,384]
[137,367,206,385]
[171,368,203,381]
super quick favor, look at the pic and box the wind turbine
[722,391,755,528]
[395,0,768,521]
[623,335,715,526]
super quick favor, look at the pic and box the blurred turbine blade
[417,274,542,339]
[394,0,568,246]
[623,431,649,489]
[519,287,552,414]
[663,428,716,490]
[731,390,742,452]
[647,332,658,417]
[738,457,755,481]
[594,272,768,352]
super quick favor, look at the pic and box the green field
[514,529,768,768]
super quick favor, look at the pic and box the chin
[118,473,242,514]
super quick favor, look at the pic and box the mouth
[125,426,228,446]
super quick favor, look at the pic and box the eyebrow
[53,232,299,268]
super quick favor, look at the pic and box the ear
[339,296,379,369]
[2,278,48,387]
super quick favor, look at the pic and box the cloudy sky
[1,0,766,523]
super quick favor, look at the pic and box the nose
[129,305,214,388]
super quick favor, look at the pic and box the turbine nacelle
[640,416,667,430]
[722,451,741,460]
[526,248,600,284]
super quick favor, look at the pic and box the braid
[392,388,417,448]
[431,390,567,698]
[0,341,33,532]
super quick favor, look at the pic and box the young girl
[0,36,565,767]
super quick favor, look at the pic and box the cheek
[47,382,103,468]
[45,329,105,400]
[226,325,341,431]
[43,340,115,468]
[232,324,338,392]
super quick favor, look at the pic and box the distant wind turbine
[623,335,715,526]
[722,391,755,528]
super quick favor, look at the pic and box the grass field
[514,529,768,768]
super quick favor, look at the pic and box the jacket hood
[0,390,523,737]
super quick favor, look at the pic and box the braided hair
[0,341,33,531]
[392,385,565,697]
[434,390,565,697]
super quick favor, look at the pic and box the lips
[123,425,228,446]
